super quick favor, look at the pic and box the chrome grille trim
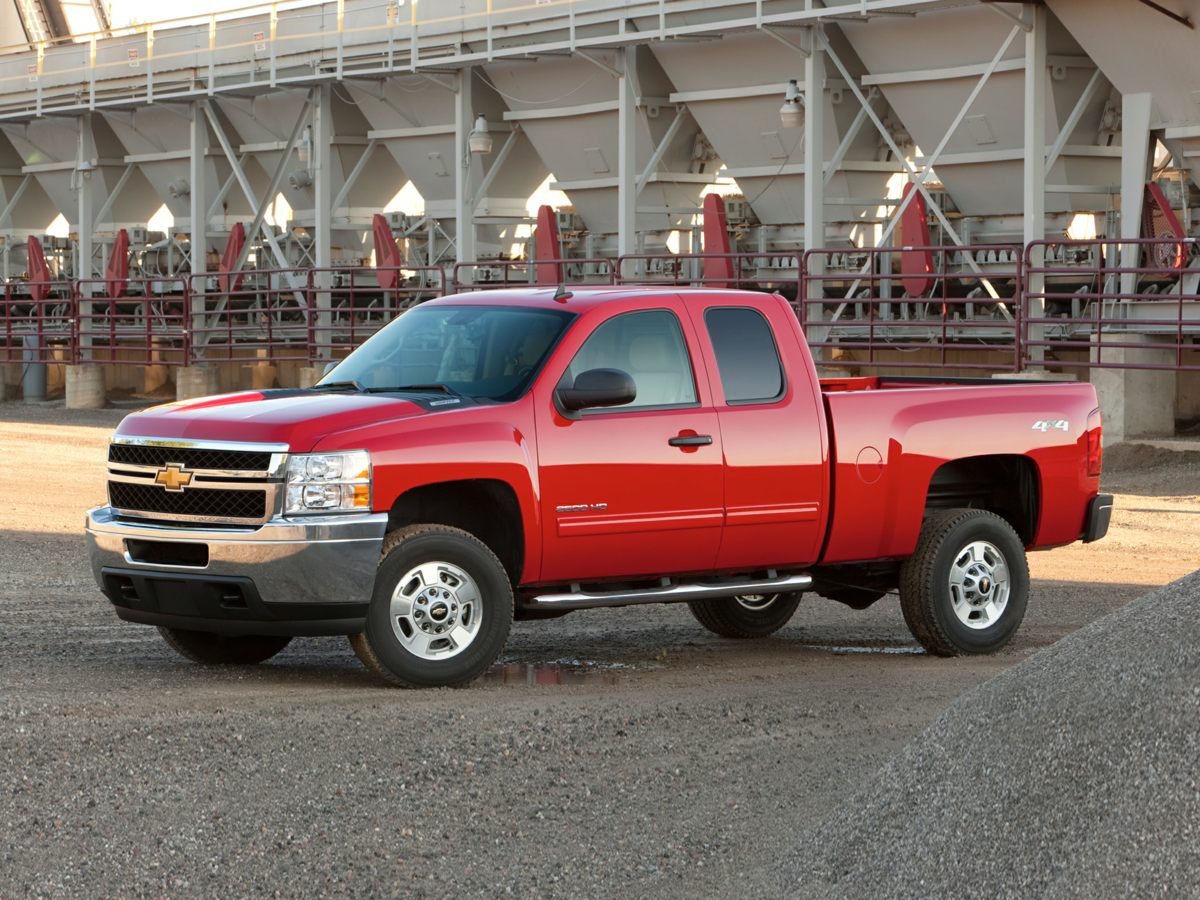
[105,437,291,526]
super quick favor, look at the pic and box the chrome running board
[528,574,812,611]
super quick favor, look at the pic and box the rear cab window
[703,306,785,405]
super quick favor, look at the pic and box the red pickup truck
[87,287,1111,687]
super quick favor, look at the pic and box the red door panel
[685,296,829,571]
[533,299,724,583]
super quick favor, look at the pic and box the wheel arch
[386,479,525,585]
[923,454,1041,545]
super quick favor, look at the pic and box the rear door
[533,298,724,583]
[686,295,828,569]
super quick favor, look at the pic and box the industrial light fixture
[167,178,190,198]
[779,79,804,129]
[468,114,493,155]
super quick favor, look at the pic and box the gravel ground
[0,402,1197,897]
[786,569,1200,898]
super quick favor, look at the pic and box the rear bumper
[86,507,387,635]
[1082,493,1113,543]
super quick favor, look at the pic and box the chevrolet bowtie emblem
[154,463,193,492]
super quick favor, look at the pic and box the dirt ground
[1,401,1197,897]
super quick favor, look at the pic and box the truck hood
[115,390,429,451]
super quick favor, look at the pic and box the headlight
[285,450,371,514]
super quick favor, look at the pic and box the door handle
[668,434,713,447]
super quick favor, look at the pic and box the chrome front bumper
[86,507,388,636]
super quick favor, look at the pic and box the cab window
[564,309,698,410]
[704,307,785,404]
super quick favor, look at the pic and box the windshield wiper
[363,383,467,398]
[311,379,365,392]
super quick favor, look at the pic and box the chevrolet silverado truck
[86,287,1112,687]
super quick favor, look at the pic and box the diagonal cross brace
[818,28,1020,305]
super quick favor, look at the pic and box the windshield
[317,304,575,402]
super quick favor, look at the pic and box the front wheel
[687,592,803,639]
[350,524,513,687]
[899,509,1030,656]
[158,628,291,665]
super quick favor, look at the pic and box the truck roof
[425,285,775,312]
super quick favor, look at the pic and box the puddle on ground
[484,660,624,686]
[799,644,926,656]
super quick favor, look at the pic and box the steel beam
[1044,67,1103,173]
[202,98,305,277]
[637,106,687,194]
[313,83,333,359]
[91,163,134,228]
[189,100,208,353]
[472,125,520,206]
[1120,92,1155,294]
[76,114,96,356]
[1024,2,1047,363]
[330,139,378,212]
[802,26,825,266]
[0,174,32,226]
[454,66,478,267]
[617,46,638,257]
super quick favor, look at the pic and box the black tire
[158,627,291,665]
[350,524,513,688]
[687,592,803,639]
[899,508,1030,656]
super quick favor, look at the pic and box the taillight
[1086,407,1103,477]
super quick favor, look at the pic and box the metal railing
[799,245,1024,373]
[188,264,444,363]
[1023,237,1200,372]
[75,278,190,365]
[615,252,803,299]
[450,259,615,292]
[1,282,74,364]
[5,240,1199,376]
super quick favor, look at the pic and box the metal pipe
[528,574,813,610]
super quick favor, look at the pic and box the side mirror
[557,368,637,412]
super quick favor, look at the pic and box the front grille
[108,444,274,472]
[109,481,267,520]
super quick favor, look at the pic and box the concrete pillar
[65,364,105,409]
[176,366,221,401]
[249,363,278,390]
[298,366,325,389]
[1091,334,1177,442]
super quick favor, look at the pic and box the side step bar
[528,574,812,611]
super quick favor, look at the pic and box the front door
[534,300,724,584]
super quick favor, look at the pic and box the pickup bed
[86,287,1111,686]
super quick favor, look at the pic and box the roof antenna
[552,284,573,303]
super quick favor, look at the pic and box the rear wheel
[350,524,513,688]
[899,508,1029,656]
[158,628,291,665]
[687,592,803,639]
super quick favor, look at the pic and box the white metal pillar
[76,114,96,283]
[75,114,97,363]
[189,102,208,284]
[312,83,333,360]
[1023,3,1047,365]
[617,46,638,258]
[802,26,825,266]
[454,66,478,268]
[1120,93,1154,295]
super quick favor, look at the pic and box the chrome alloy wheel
[947,540,1011,630]
[389,561,482,659]
[734,593,779,611]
